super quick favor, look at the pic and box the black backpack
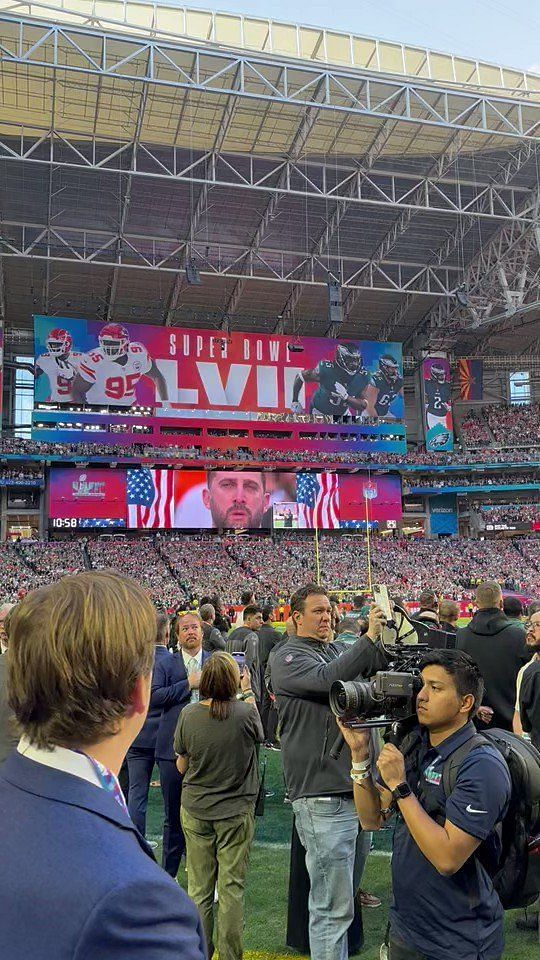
[442,729,540,909]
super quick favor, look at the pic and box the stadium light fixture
[185,258,201,285]
[455,286,469,308]
[287,343,304,353]
[327,279,343,325]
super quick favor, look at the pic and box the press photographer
[270,583,388,960]
[338,649,513,960]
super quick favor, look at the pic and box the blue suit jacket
[0,750,207,960]
[129,645,171,752]
[154,649,210,761]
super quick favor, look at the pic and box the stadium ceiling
[1,1,540,358]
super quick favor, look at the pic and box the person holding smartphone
[175,652,264,960]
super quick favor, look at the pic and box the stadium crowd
[474,503,540,525]
[405,472,539,489]
[485,401,540,446]
[0,467,44,483]
[2,533,540,605]
[2,433,540,469]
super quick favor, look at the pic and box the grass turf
[145,750,534,959]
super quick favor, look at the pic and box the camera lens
[329,680,376,718]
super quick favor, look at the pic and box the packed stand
[2,435,540,469]
[484,401,540,446]
[0,543,49,601]
[0,467,44,483]
[460,409,492,448]
[19,540,86,577]
[405,472,539,489]
[86,538,184,611]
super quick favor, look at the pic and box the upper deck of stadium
[1,0,540,360]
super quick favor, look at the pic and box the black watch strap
[392,781,412,801]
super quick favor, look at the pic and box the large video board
[34,317,404,421]
[48,468,402,531]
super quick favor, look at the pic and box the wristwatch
[391,781,412,802]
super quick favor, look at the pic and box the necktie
[78,752,129,814]
[189,656,200,701]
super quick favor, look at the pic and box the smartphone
[231,652,246,670]
[373,584,393,622]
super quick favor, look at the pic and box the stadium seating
[1,435,540,468]
[2,535,538,606]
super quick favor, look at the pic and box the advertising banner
[34,316,404,421]
[457,358,483,402]
[428,493,458,536]
[49,468,403,531]
[421,357,454,452]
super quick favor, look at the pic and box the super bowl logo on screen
[421,357,454,453]
[33,317,404,422]
[71,474,106,499]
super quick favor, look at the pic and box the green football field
[144,749,534,960]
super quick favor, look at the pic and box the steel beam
[0,222,458,295]
[401,144,540,350]
[163,62,242,325]
[221,80,325,318]
[0,128,534,223]
[277,116,403,325]
[1,17,539,137]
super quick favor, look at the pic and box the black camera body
[329,644,427,731]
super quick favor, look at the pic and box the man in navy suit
[127,612,170,837]
[0,571,206,960]
[154,611,211,878]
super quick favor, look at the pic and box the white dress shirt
[181,647,203,702]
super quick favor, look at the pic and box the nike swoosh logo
[466,804,488,814]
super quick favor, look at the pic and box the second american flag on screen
[127,468,175,529]
[296,473,340,529]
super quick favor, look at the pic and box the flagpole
[364,485,373,593]
[314,518,321,586]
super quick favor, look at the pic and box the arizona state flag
[457,358,483,401]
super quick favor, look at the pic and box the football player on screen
[362,354,404,419]
[35,328,83,402]
[72,323,169,407]
[424,361,452,430]
[290,343,370,417]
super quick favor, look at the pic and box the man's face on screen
[202,472,270,528]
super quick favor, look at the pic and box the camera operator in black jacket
[270,583,387,960]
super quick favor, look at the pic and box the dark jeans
[126,747,155,837]
[389,932,500,960]
[158,758,185,877]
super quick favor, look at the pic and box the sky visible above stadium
[163,0,540,74]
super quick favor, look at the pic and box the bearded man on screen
[202,472,270,529]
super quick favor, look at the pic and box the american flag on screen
[296,473,340,529]
[79,518,126,528]
[127,468,175,529]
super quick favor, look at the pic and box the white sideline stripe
[145,836,392,857]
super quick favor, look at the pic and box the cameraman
[339,650,512,960]
[270,583,387,960]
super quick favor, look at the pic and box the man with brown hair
[0,572,206,960]
[439,599,460,634]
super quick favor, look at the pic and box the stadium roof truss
[1,2,540,356]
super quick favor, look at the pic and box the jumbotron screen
[34,317,404,421]
[48,468,402,531]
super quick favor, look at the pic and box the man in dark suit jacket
[127,612,170,837]
[0,653,18,764]
[0,571,206,960]
[0,603,18,765]
[154,611,210,878]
